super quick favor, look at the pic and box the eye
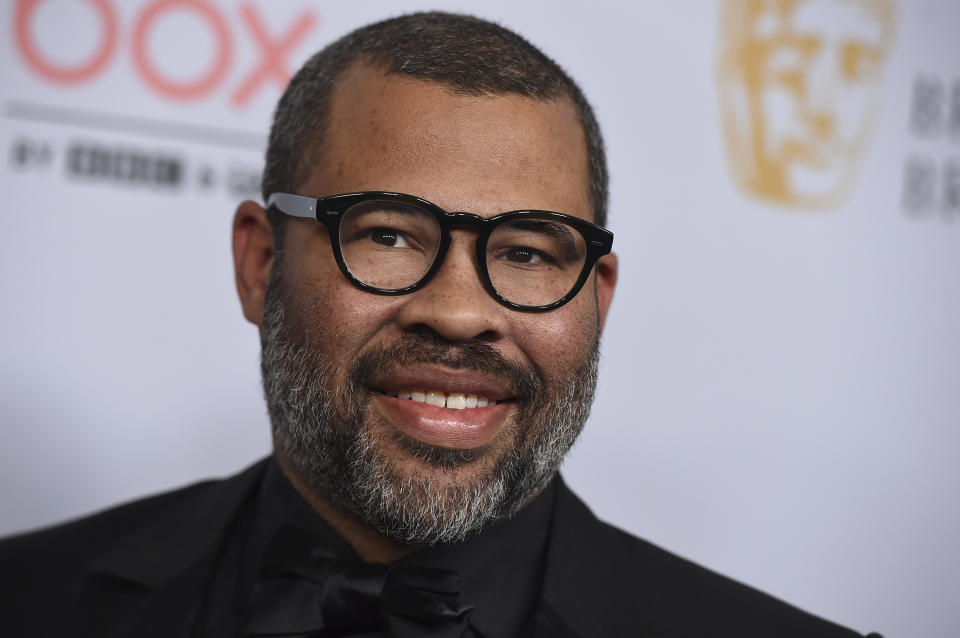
[498,246,553,265]
[366,227,411,248]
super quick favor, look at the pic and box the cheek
[514,299,598,378]
[294,269,404,365]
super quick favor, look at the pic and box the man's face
[251,64,616,544]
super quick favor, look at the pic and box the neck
[273,452,417,564]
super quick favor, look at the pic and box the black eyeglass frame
[266,191,614,312]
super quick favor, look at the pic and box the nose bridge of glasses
[435,211,488,278]
[438,211,490,270]
[444,211,489,233]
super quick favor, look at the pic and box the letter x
[232,3,317,107]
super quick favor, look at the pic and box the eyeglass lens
[337,199,588,307]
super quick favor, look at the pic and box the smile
[376,389,500,410]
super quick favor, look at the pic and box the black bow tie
[242,525,474,638]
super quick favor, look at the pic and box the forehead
[301,63,591,220]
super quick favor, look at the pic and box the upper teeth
[385,390,492,410]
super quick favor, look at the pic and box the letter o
[15,0,118,84]
[132,0,232,100]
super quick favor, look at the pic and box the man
[1,12,879,638]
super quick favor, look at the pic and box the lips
[370,365,517,450]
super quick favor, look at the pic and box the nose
[395,234,510,342]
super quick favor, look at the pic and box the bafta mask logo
[718,0,895,209]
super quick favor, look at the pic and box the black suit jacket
[0,459,876,637]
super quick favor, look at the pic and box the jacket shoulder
[0,478,218,587]
[545,478,875,638]
[0,460,268,637]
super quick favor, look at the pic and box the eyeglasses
[267,191,614,312]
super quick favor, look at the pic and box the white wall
[1,2,957,637]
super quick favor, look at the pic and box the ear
[232,200,274,328]
[594,252,618,332]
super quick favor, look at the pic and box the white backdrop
[1,2,958,637]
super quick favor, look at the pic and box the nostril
[476,328,500,342]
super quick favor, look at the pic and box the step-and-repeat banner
[1,2,957,636]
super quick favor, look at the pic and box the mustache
[350,328,543,399]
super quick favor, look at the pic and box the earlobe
[594,252,618,332]
[232,200,275,328]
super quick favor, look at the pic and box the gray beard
[259,276,599,546]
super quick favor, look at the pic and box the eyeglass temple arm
[266,193,318,220]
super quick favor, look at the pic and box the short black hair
[261,11,608,252]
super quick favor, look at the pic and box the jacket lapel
[64,460,269,638]
[526,598,582,637]
[529,475,653,638]
[525,475,601,638]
